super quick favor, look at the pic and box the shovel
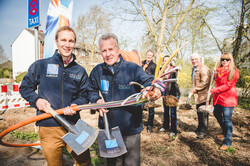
[97,112,127,158]
[47,107,99,155]
[179,93,192,110]
[198,60,218,113]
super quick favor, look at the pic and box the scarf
[216,65,229,78]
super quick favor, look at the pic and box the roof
[25,28,45,41]
[11,28,45,46]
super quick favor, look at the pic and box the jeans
[163,102,177,133]
[213,105,234,146]
[147,107,155,127]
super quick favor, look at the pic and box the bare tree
[232,0,249,66]
[0,44,8,64]
[74,5,112,63]
[114,0,195,60]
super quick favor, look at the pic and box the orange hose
[0,105,79,147]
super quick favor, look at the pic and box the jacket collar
[103,54,124,74]
[53,50,76,66]
[143,60,154,66]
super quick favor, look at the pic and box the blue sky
[0,0,106,61]
[0,0,146,62]
[0,0,235,62]
[0,0,143,59]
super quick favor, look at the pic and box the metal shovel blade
[62,119,99,155]
[179,103,192,110]
[98,126,127,158]
[198,105,214,113]
[179,93,192,110]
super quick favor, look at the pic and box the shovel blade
[98,126,127,158]
[62,119,99,155]
[198,105,214,113]
[179,104,192,110]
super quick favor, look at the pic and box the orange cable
[0,106,79,147]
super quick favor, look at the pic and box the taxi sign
[28,0,40,28]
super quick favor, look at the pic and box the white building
[11,29,44,79]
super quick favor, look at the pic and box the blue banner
[44,0,74,59]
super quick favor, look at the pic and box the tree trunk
[232,0,246,66]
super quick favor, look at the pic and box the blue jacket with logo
[88,55,154,136]
[19,51,89,126]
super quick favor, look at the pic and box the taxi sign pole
[34,26,39,61]
[28,0,41,61]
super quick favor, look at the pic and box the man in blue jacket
[88,33,161,166]
[19,26,91,166]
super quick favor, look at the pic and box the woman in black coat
[159,55,180,136]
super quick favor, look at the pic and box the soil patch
[0,97,249,166]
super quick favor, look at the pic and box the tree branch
[162,0,195,52]
[202,18,223,53]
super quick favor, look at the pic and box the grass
[90,141,106,166]
[9,131,105,165]
[10,131,38,142]
[172,135,177,140]
[238,97,250,110]
[226,146,236,155]
[217,145,236,155]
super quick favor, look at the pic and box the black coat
[142,60,156,76]
[163,68,180,97]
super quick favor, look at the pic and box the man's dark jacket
[88,56,154,136]
[19,51,89,126]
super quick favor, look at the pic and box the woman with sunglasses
[210,52,239,151]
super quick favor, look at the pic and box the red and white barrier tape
[0,83,30,111]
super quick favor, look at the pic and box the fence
[0,83,30,111]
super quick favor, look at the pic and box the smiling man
[190,53,211,139]
[88,33,161,166]
[20,26,91,166]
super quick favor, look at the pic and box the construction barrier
[0,83,30,111]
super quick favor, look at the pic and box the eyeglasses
[221,58,230,62]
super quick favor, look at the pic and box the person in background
[88,33,161,166]
[141,49,156,133]
[210,52,239,151]
[19,26,91,166]
[190,53,211,139]
[159,55,180,136]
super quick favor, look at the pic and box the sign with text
[28,0,40,28]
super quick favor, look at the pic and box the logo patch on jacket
[101,80,109,94]
[69,73,81,80]
[46,64,58,77]
[119,84,131,90]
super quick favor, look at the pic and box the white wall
[12,29,36,79]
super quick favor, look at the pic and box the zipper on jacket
[62,67,64,108]
[111,75,114,101]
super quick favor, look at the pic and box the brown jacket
[191,63,211,104]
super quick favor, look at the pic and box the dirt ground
[0,97,249,166]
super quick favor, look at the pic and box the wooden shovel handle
[45,105,79,117]
[206,60,218,104]
[46,106,58,117]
